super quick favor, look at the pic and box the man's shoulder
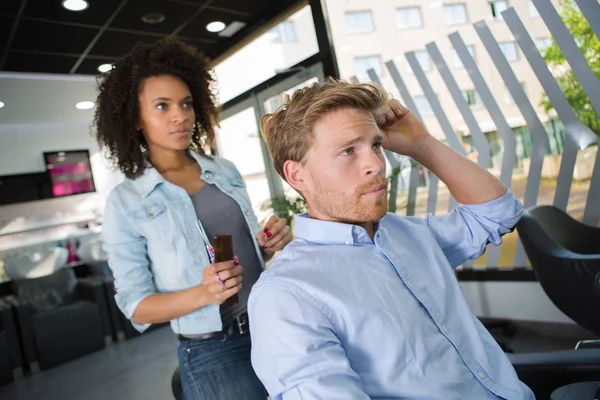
[381,212,428,231]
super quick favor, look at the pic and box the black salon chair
[9,268,110,371]
[171,350,600,400]
[516,205,600,336]
[0,297,23,386]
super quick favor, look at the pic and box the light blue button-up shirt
[102,152,264,335]
[248,190,534,400]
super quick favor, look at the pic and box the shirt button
[441,324,449,334]
[345,240,351,246]
[478,371,486,380]
[406,280,413,289]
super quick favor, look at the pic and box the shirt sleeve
[424,189,524,268]
[248,280,370,400]
[102,189,156,333]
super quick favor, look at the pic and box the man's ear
[283,160,308,193]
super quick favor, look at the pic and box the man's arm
[411,135,506,204]
[248,280,370,400]
[377,99,523,267]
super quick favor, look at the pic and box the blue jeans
[177,333,268,400]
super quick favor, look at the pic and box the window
[443,4,468,26]
[406,50,431,73]
[345,10,374,34]
[452,45,476,68]
[414,96,434,117]
[529,1,540,17]
[396,7,423,29]
[499,41,519,62]
[535,37,552,51]
[490,1,509,20]
[505,82,527,105]
[462,89,482,107]
[354,55,383,81]
[269,21,297,44]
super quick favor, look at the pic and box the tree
[540,0,600,134]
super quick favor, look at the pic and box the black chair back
[516,205,600,336]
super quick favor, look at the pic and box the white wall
[0,122,122,239]
[460,281,575,324]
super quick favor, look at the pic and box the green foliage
[540,0,600,134]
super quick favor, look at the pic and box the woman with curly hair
[94,38,292,399]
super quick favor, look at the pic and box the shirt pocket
[128,202,170,247]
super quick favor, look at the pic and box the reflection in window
[535,37,552,53]
[406,50,431,74]
[452,45,476,68]
[499,41,519,62]
[529,1,540,17]
[354,55,383,81]
[345,10,374,34]
[443,4,468,26]
[462,89,482,107]
[414,95,434,117]
[396,7,423,30]
[490,1,509,20]
[213,6,317,104]
[269,21,297,44]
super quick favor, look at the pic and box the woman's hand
[257,216,293,256]
[200,257,243,305]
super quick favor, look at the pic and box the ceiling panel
[109,0,198,35]
[0,16,14,49]
[178,8,251,41]
[0,1,22,16]
[1,0,301,75]
[89,31,168,58]
[22,0,123,26]
[11,20,98,54]
[3,52,79,74]
[73,57,120,75]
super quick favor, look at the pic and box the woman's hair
[260,78,389,181]
[94,38,219,179]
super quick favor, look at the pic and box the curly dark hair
[93,38,219,179]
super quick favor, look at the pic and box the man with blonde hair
[248,79,533,400]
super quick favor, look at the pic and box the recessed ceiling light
[62,0,89,12]
[142,12,166,24]
[76,101,94,110]
[0,101,4,109]
[206,21,226,33]
[98,63,113,73]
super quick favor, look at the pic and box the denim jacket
[101,151,264,335]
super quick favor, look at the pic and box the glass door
[216,63,325,221]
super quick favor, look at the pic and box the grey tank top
[189,183,263,327]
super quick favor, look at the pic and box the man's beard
[310,174,389,224]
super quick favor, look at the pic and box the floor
[0,322,598,400]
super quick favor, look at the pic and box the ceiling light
[218,21,246,37]
[206,21,226,33]
[98,63,113,73]
[142,12,166,24]
[62,0,89,12]
[0,101,4,109]
[76,101,94,110]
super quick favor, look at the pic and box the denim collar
[133,150,219,198]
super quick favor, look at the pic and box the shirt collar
[293,213,380,245]
[133,150,218,198]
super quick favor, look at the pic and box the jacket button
[146,210,154,217]
[228,188,233,193]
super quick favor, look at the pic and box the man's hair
[260,78,390,181]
